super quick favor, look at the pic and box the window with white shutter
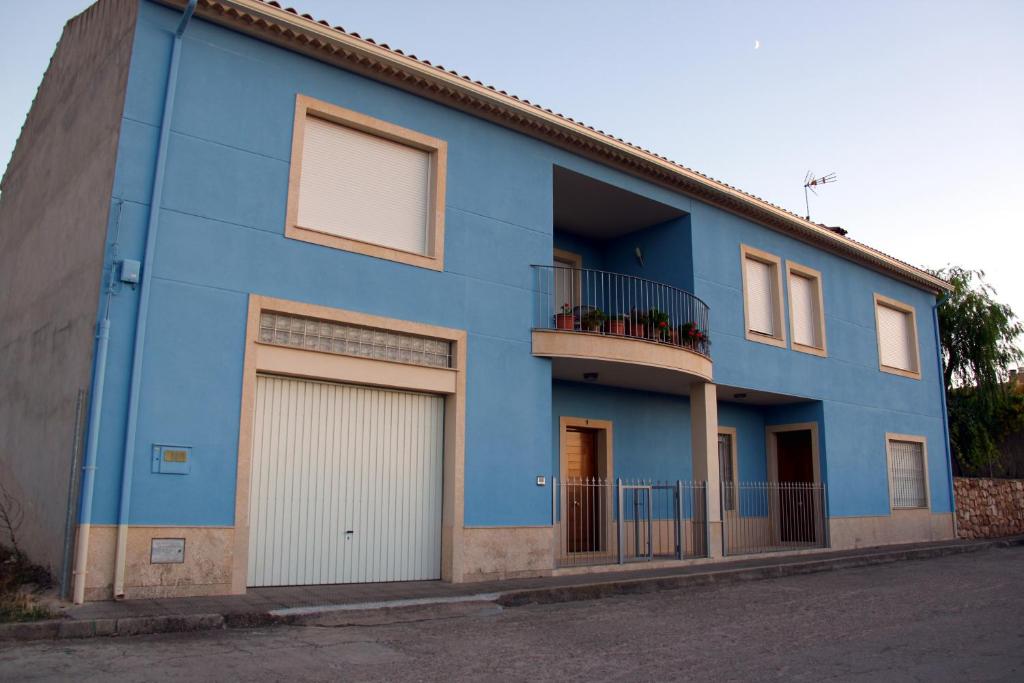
[286,95,447,271]
[886,436,929,509]
[787,263,826,355]
[875,295,920,378]
[741,246,785,347]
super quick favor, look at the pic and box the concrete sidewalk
[3,536,1022,642]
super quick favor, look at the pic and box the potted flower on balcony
[647,308,671,342]
[580,307,608,333]
[678,322,709,350]
[607,314,627,336]
[554,303,575,330]
[627,309,647,339]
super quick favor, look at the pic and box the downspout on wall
[112,0,198,600]
[72,199,125,604]
[933,301,957,538]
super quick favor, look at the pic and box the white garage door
[248,375,444,586]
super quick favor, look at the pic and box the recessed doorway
[767,423,822,546]
[558,417,613,559]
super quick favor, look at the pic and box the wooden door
[776,429,815,543]
[565,428,600,552]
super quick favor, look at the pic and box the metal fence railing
[553,478,709,568]
[721,482,829,556]
[532,265,711,357]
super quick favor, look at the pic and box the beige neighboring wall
[460,527,554,582]
[830,511,955,550]
[0,0,138,578]
[83,526,235,601]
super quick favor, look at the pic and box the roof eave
[156,0,952,294]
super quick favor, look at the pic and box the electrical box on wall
[152,445,191,475]
[119,259,141,285]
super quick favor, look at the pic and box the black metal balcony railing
[532,265,711,357]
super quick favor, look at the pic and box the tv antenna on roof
[803,171,837,221]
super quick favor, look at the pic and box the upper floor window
[787,262,827,356]
[740,245,786,348]
[286,94,447,271]
[886,434,929,509]
[874,294,921,379]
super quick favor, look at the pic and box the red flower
[659,321,668,328]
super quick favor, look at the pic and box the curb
[3,536,1022,643]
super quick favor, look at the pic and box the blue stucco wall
[692,204,952,515]
[84,0,952,532]
[551,381,693,481]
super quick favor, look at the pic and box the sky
[2,0,1022,324]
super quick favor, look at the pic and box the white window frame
[885,433,930,510]
[873,293,922,380]
[786,261,827,357]
[740,244,787,348]
[285,94,448,271]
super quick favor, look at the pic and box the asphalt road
[3,546,1023,682]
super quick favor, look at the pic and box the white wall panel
[249,375,444,586]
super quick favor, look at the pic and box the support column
[690,381,722,558]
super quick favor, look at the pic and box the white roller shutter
[889,439,927,508]
[789,272,820,348]
[745,257,775,335]
[248,375,444,587]
[297,115,430,254]
[877,304,916,371]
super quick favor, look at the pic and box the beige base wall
[460,527,554,582]
[79,514,954,601]
[83,526,235,601]
[829,511,955,550]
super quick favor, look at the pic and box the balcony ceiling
[553,166,686,239]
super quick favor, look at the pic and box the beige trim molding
[873,293,922,380]
[553,248,583,269]
[285,94,447,271]
[740,244,787,349]
[532,329,713,382]
[233,294,468,592]
[785,261,827,357]
[885,433,931,511]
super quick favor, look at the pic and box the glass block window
[888,438,927,509]
[258,311,453,369]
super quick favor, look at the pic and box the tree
[932,267,1024,475]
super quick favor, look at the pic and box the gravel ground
[2,546,1023,682]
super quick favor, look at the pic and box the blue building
[0,0,955,602]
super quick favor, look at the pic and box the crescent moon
[754,40,761,50]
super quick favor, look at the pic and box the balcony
[531,265,712,392]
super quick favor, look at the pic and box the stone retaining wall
[954,477,1024,539]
